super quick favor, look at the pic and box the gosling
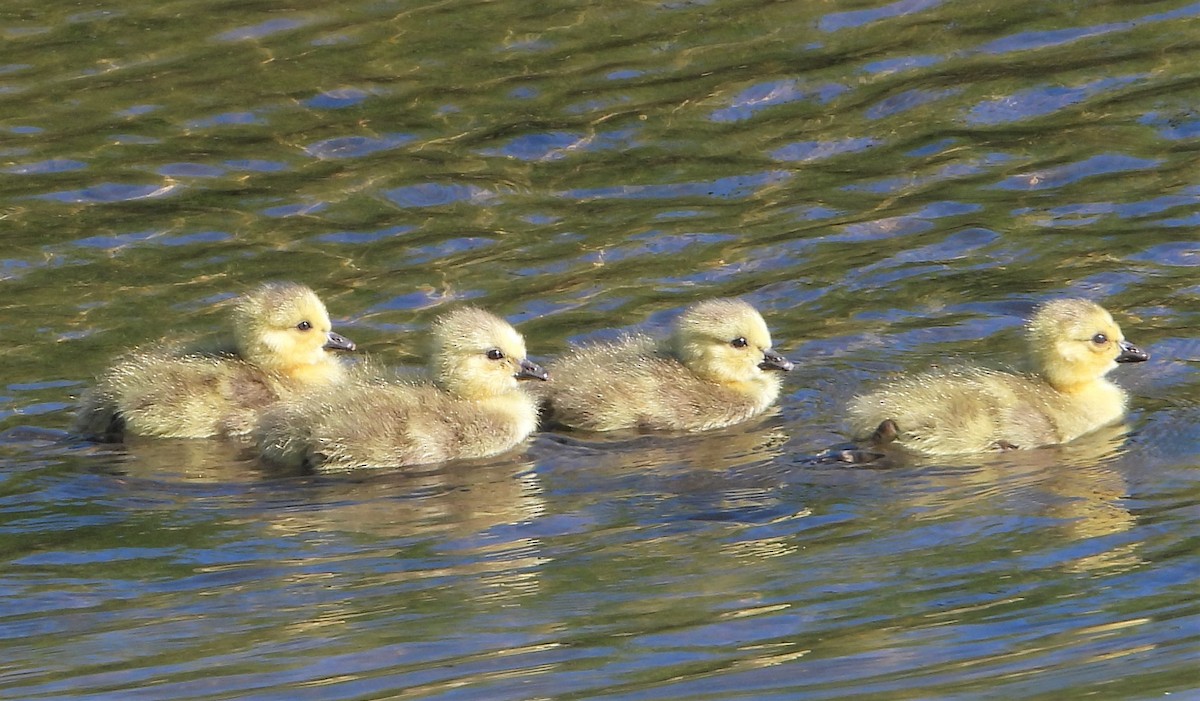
[538,298,794,432]
[75,281,355,441]
[256,307,548,471]
[847,299,1149,455]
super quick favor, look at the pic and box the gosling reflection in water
[848,299,1148,455]
[272,458,547,542]
[538,299,794,432]
[868,423,1143,574]
[75,282,355,442]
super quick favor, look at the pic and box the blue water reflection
[35,183,179,203]
[567,171,791,201]
[214,17,312,42]
[305,133,416,159]
[4,159,87,174]
[771,139,879,163]
[711,80,847,123]
[994,153,1160,191]
[966,76,1143,125]
[819,0,944,32]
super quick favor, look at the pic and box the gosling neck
[1037,362,1110,396]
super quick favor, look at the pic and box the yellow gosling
[75,282,355,441]
[848,299,1149,455]
[539,298,794,432]
[256,307,547,471]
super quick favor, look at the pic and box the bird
[75,281,355,441]
[847,298,1149,455]
[537,298,794,432]
[255,307,548,471]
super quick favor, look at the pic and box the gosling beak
[324,331,356,352]
[515,358,549,381]
[759,348,795,372]
[1116,340,1149,363]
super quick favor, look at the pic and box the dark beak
[1116,339,1148,363]
[759,348,794,372]
[515,358,549,381]
[324,331,356,352]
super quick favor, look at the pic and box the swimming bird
[75,281,355,441]
[256,307,548,471]
[847,299,1149,455]
[538,298,794,432]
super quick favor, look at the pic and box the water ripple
[214,17,313,42]
[1131,242,1200,267]
[316,226,415,245]
[863,55,942,75]
[966,75,1143,125]
[384,183,499,208]
[977,24,1129,55]
[711,80,847,123]
[819,0,944,32]
[867,88,961,120]
[481,128,640,161]
[304,133,416,160]
[156,163,226,178]
[71,230,159,250]
[1140,112,1200,140]
[186,111,267,128]
[770,138,879,163]
[223,159,291,172]
[304,88,372,109]
[565,171,791,201]
[34,183,180,203]
[260,201,327,218]
[3,159,87,175]
[996,153,1160,191]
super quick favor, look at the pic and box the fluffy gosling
[539,298,794,432]
[256,307,547,471]
[847,299,1149,455]
[75,281,355,441]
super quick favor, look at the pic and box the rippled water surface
[3,0,1199,698]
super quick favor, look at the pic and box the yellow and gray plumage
[847,299,1149,455]
[75,281,355,441]
[538,298,794,432]
[256,307,547,471]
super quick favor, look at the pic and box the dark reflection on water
[2,0,1199,698]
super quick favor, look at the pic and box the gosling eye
[730,337,749,348]
[1091,333,1108,345]
[486,348,505,360]
[297,320,313,332]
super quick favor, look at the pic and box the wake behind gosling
[256,307,547,472]
[75,281,355,441]
[538,298,794,432]
[848,298,1149,455]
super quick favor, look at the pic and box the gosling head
[428,307,548,400]
[670,298,794,384]
[232,282,355,377]
[1027,298,1148,391]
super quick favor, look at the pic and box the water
[2,0,1198,698]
